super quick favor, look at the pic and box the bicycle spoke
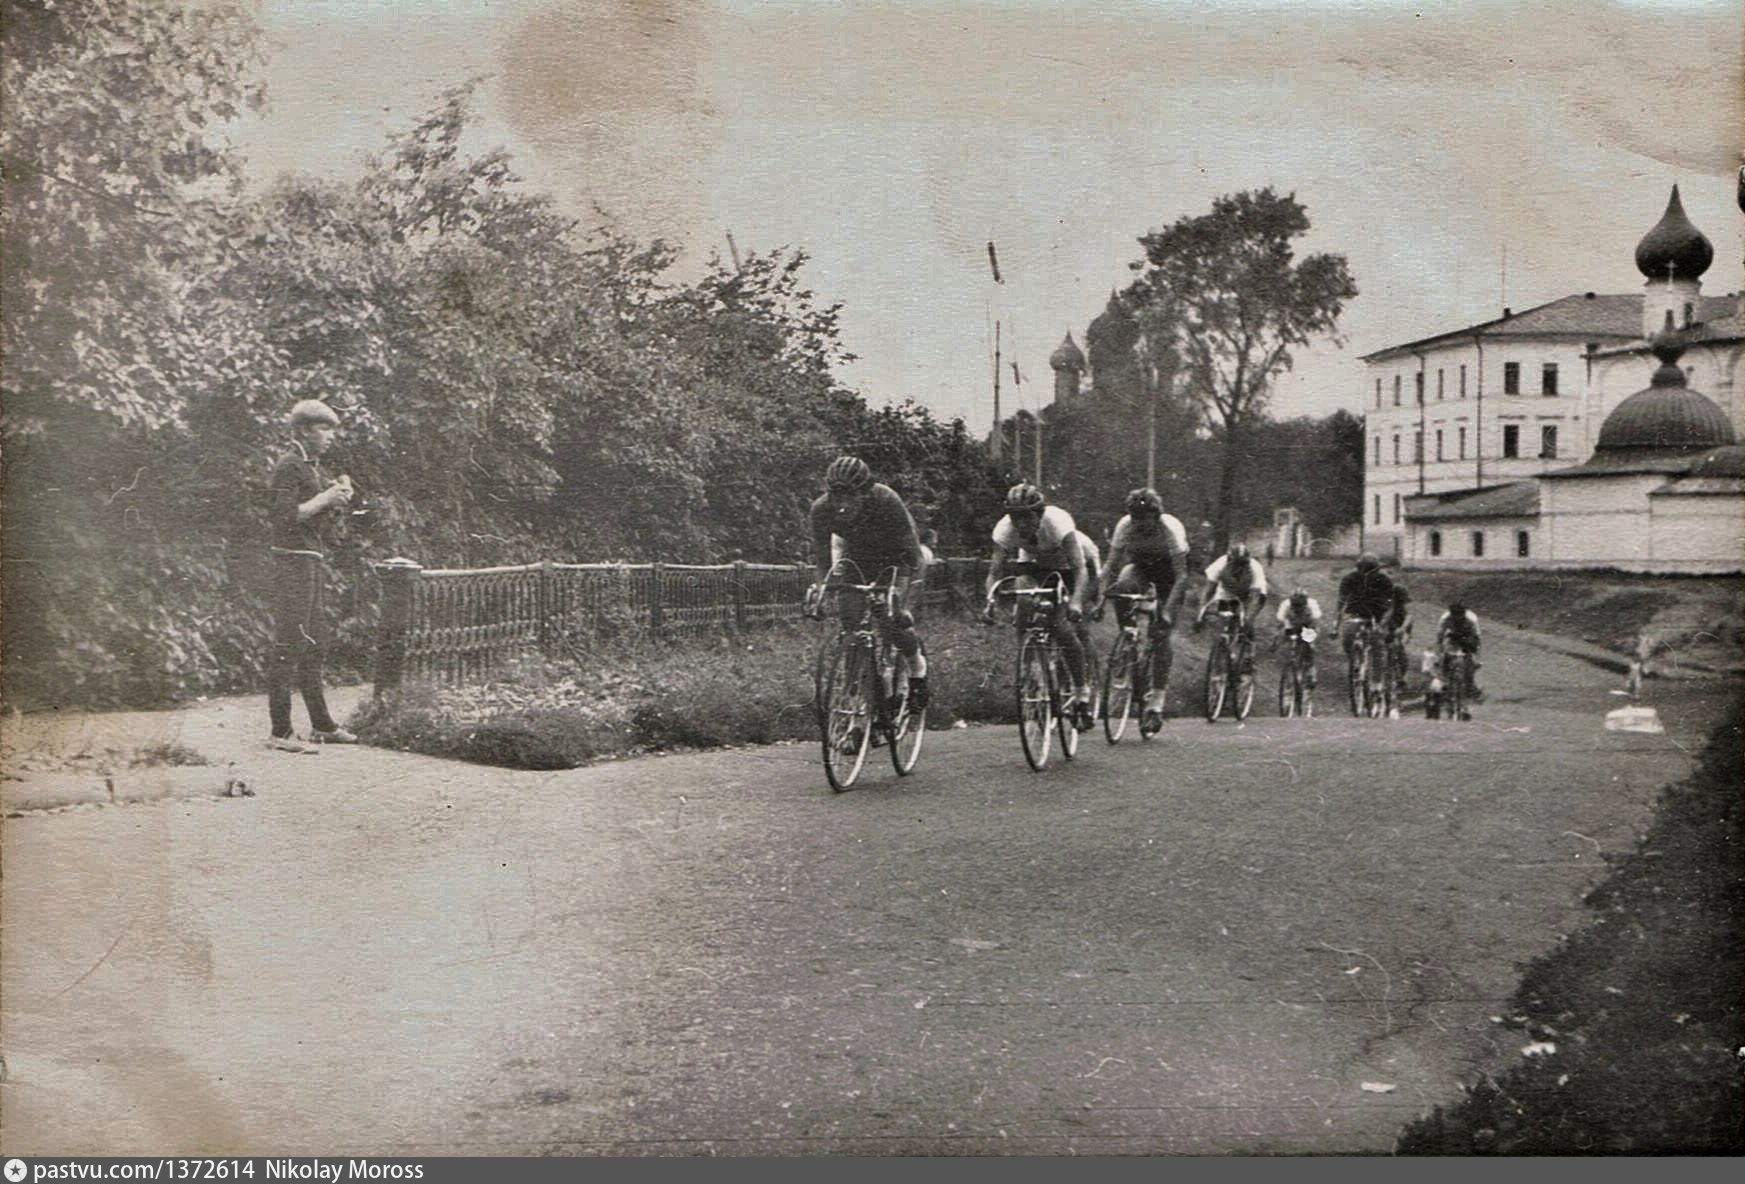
[1017,636,1053,771]
[821,638,873,791]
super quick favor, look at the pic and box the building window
[1516,530,1530,558]
[1436,429,1445,460]
[1459,426,1468,458]
[1373,494,1381,525]
[1413,431,1423,463]
[1437,369,1445,399]
[1393,493,1401,524]
[1502,424,1520,458]
[1542,363,1558,395]
[1472,531,1485,558]
[1392,375,1401,406]
[1414,372,1424,404]
[1503,362,1520,394]
[1373,436,1382,466]
[1460,364,1467,397]
[1683,302,1694,328]
[1540,425,1558,458]
[1429,530,1442,557]
[1393,434,1401,465]
[1375,377,1382,408]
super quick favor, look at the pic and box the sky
[233,0,1745,434]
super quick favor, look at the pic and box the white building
[1363,185,1744,571]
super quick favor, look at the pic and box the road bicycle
[1101,591,1162,742]
[1344,618,1393,718]
[986,571,1097,771]
[1275,623,1318,718]
[1426,643,1474,722]
[1200,600,1256,723]
[807,560,925,792]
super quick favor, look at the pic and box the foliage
[1123,188,1358,548]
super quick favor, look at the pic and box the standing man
[807,456,930,709]
[266,398,359,752]
[1099,487,1190,733]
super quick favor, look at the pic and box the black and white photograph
[2,0,1741,1158]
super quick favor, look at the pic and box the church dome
[1050,332,1086,372]
[1686,444,1745,479]
[1634,185,1714,282]
[1595,334,1736,452]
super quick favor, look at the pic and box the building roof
[1050,332,1086,371]
[1361,292,1643,362]
[1403,481,1540,521]
[1592,295,1742,357]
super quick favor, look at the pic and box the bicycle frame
[1202,601,1255,722]
[1102,591,1157,742]
[987,571,1083,770]
[812,559,924,790]
[1277,624,1317,718]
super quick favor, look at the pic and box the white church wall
[1648,493,1745,573]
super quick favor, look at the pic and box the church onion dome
[1634,184,1714,281]
[1050,332,1086,371]
[1595,333,1736,452]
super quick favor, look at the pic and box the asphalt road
[1,631,1729,1156]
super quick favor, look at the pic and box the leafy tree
[1123,188,1357,548]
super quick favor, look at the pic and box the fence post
[732,559,747,634]
[537,560,553,655]
[372,557,424,696]
[650,561,665,636]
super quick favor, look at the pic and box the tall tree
[1123,188,1357,548]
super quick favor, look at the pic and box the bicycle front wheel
[887,649,926,776]
[1277,657,1300,718]
[1204,636,1231,722]
[1347,647,1367,717]
[1446,653,1468,721]
[1103,631,1138,743]
[821,637,874,791]
[1366,645,1389,718]
[1017,634,1054,771]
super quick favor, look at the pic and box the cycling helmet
[1227,542,1250,563]
[1356,552,1380,572]
[1289,586,1309,607]
[825,455,872,493]
[1448,601,1466,617]
[1124,487,1163,515]
[1004,482,1046,512]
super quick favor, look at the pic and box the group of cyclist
[804,454,1484,730]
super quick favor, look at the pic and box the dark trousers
[267,552,338,738]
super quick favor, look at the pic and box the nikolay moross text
[264,1166,421,1181]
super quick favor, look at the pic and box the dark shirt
[269,445,336,553]
[1337,568,1395,622]
[809,483,923,579]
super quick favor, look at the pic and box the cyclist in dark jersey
[1334,552,1395,667]
[807,455,929,708]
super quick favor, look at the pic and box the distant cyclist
[1099,487,1189,731]
[983,482,1098,730]
[1194,542,1270,657]
[1436,600,1484,702]
[1274,586,1324,691]
[1334,552,1395,667]
[1384,569,1414,716]
[807,455,930,709]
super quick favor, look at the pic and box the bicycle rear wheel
[1446,653,1469,721]
[1055,649,1080,760]
[887,649,926,775]
[1366,642,1389,718]
[1103,631,1138,743]
[1204,636,1230,722]
[1233,637,1256,721]
[1017,635,1054,771]
[1348,646,1367,717]
[821,637,873,791]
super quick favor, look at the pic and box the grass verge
[1396,690,1745,1153]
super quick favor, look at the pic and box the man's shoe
[838,726,865,755]
[309,728,358,745]
[906,676,930,713]
[1140,709,1163,737]
[267,736,317,754]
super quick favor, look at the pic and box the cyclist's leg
[1052,568,1093,715]
[884,584,929,707]
[1144,564,1177,714]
